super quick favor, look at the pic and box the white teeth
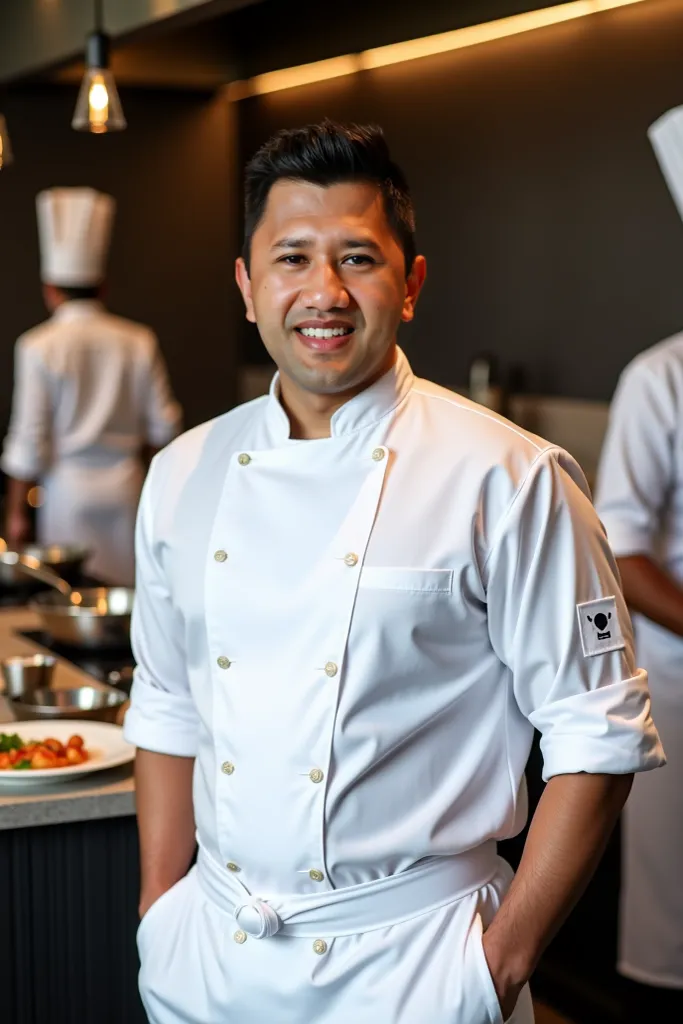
[298,327,351,339]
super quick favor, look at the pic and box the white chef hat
[36,187,115,286]
[649,107,683,222]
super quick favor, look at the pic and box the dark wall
[0,86,239,442]
[239,0,683,401]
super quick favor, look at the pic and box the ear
[235,258,257,324]
[401,255,427,323]
[587,616,593,623]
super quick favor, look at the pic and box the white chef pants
[39,456,144,586]
[619,618,683,989]
[137,859,534,1024]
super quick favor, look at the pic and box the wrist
[482,927,535,1015]
[139,881,173,919]
[139,870,185,917]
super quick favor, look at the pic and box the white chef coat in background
[596,334,683,989]
[1,299,181,585]
[125,349,663,1024]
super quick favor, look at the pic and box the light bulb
[72,32,126,134]
[88,75,109,133]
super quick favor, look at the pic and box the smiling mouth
[295,326,355,339]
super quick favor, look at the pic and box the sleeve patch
[576,597,625,658]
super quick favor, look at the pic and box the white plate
[0,720,134,786]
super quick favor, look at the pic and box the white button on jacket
[127,349,663,1024]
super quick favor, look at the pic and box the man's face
[236,180,425,398]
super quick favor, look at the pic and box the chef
[1,187,182,585]
[595,106,683,1019]
[125,120,664,1024]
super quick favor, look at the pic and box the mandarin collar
[265,347,414,443]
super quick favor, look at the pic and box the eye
[343,254,376,266]
[277,254,308,265]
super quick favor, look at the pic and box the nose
[300,261,350,311]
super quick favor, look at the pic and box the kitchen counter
[0,605,135,830]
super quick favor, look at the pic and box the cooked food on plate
[0,731,88,770]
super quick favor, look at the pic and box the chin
[301,370,359,396]
[285,352,360,393]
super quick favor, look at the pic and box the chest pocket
[358,566,454,594]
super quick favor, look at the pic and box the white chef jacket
[126,348,662,1024]
[1,300,181,583]
[596,333,683,988]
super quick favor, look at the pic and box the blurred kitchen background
[2,0,683,487]
[2,2,683,1023]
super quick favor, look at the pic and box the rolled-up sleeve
[485,448,665,781]
[1,338,52,480]
[123,456,199,756]
[595,361,674,558]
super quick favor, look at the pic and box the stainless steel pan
[22,544,90,580]
[29,587,135,649]
[0,543,89,589]
[0,552,73,596]
[0,550,43,588]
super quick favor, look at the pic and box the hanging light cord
[93,0,104,33]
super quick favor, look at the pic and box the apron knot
[234,898,282,939]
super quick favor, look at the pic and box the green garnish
[0,733,24,752]
[12,760,31,770]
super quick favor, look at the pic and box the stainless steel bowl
[29,587,134,649]
[1,654,56,699]
[9,685,128,723]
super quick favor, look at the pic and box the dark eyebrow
[271,238,312,250]
[270,237,383,252]
[341,238,382,252]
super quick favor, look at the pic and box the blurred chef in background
[596,107,683,1019]
[1,187,182,585]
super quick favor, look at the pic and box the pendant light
[72,0,126,133]
[0,113,12,169]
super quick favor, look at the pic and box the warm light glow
[88,76,109,133]
[72,65,127,133]
[0,114,12,169]
[89,80,109,111]
[26,486,45,509]
[229,55,363,100]
[228,0,650,99]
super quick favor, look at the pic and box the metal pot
[29,587,135,649]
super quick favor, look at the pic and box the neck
[279,347,397,440]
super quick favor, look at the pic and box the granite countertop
[0,606,135,830]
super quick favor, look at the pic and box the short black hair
[56,284,101,301]
[243,120,416,276]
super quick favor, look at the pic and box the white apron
[137,846,533,1024]
[39,454,143,585]
[619,612,683,989]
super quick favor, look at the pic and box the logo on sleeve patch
[576,597,625,658]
